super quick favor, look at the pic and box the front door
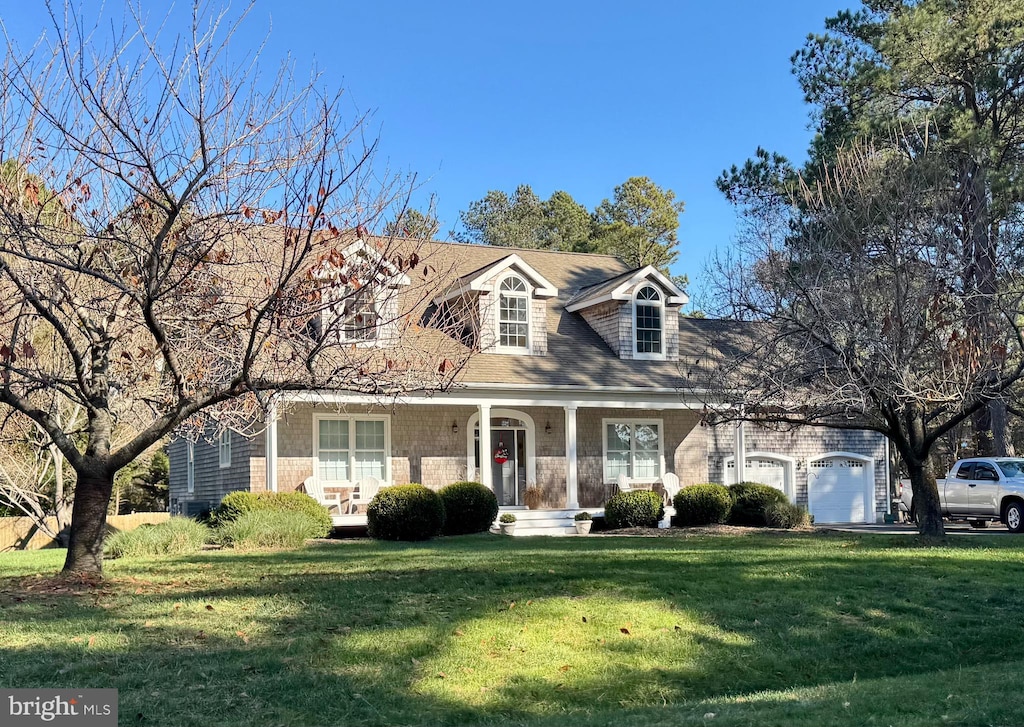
[491,429,526,506]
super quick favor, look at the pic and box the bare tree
[698,133,1024,537]
[0,1,467,574]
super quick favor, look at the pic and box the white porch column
[733,418,746,484]
[478,404,492,490]
[265,399,279,493]
[564,405,579,509]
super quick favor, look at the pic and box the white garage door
[726,457,787,493]
[808,457,870,523]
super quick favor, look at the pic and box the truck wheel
[969,520,988,529]
[1005,502,1024,533]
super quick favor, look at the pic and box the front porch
[260,389,712,515]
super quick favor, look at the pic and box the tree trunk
[990,400,1014,456]
[907,458,945,537]
[63,466,115,575]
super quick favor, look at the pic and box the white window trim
[218,431,232,469]
[312,413,392,486]
[493,272,533,355]
[186,441,195,493]
[601,418,665,484]
[633,284,665,361]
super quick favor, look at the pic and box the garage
[725,454,793,500]
[808,454,873,524]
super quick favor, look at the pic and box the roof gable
[564,265,688,312]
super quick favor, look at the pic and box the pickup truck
[900,457,1024,532]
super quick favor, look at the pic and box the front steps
[493,508,585,536]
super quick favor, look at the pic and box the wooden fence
[0,512,170,551]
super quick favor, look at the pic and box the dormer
[433,254,558,355]
[566,266,688,361]
[315,239,410,347]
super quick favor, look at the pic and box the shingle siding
[707,423,889,518]
[167,428,251,512]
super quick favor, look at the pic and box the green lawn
[2,532,1023,726]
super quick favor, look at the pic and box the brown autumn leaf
[205,604,214,611]
[436,672,447,679]
[582,616,588,623]
[87,636,96,647]
[620,628,631,636]
[236,631,249,644]
[559,664,571,672]
[454,629,464,637]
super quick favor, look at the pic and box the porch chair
[347,476,383,514]
[660,472,681,507]
[616,473,635,494]
[301,476,346,516]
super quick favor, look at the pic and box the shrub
[728,482,789,526]
[499,513,516,523]
[764,501,812,529]
[524,486,543,509]
[673,484,732,526]
[367,484,445,541]
[604,490,665,529]
[216,510,316,549]
[211,490,332,538]
[438,481,499,535]
[574,511,592,521]
[105,517,210,559]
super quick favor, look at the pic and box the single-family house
[168,237,890,532]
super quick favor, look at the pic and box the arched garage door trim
[807,451,875,524]
[724,451,796,502]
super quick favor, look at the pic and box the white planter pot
[574,521,592,535]
[499,522,516,536]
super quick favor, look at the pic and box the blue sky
[2,1,841,306]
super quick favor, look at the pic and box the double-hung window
[497,275,529,351]
[218,431,232,469]
[603,419,662,483]
[316,416,388,484]
[342,293,378,342]
[634,285,663,357]
[186,441,195,493]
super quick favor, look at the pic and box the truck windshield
[997,460,1024,478]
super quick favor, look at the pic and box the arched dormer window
[634,285,663,357]
[497,274,529,351]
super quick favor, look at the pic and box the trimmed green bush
[105,517,210,559]
[604,490,665,529]
[438,481,499,535]
[211,490,332,538]
[367,484,445,541]
[499,513,516,524]
[728,482,789,526]
[216,510,317,549]
[764,501,812,529]
[673,484,732,526]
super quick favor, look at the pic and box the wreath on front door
[493,441,509,465]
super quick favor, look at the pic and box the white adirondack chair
[616,473,635,494]
[347,476,383,514]
[301,476,346,515]
[660,472,681,506]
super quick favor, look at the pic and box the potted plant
[574,511,592,535]
[499,512,517,536]
[524,485,543,510]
